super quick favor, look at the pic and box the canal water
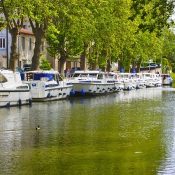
[0,88,175,175]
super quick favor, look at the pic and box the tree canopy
[1,0,175,73]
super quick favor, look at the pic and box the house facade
[0,28,10,68]
[1,25,80,72]
[0,24,47,70]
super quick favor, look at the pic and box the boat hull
[0,90,32,107]
[30,84,73,102]
[71,81,115,96]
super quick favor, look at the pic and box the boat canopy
[24,71,60,81]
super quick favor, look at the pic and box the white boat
[132,73,146,89]
[118,73,135,90]
[68,70,115,95]
[0,69,32,107]
[22,70,73,101]
[142,73,155,87]
[106,72,124,91]
[152,73,162,87]
[142,73,162,87]
[161,74,173,85]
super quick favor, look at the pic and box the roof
[74,70,100,74]
[19,28,33,35]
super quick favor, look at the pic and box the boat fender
[18,99,22,106]
[70,90,75,96]
[80,89,85,96]
[6,102,10,108]
[29,98,32,106]
[47,93,51,98]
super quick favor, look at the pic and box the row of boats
[0,68,173,107]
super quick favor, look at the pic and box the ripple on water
[0,88,175,175]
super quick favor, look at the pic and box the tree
[47,0,96,74]
[130,0,174,34]
[0,0,26,70]
[39,55,51,70]
[26,0,56,70]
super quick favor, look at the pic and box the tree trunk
[118,59,124,72]
[106,59,111,72]
[59,55,66,76]
[136,59,142,73]
[80,53,86,70]
[31,29,43,70]
[80,43,88,70]
[59,47,67,76]
[9,28,18,71]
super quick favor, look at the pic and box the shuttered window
[0,38,6,49]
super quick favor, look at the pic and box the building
[0,24,47,70]
[0,28,9,68]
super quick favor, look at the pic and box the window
[97,74,103,79]
[0,38,6,49]
[29,38,32,50]
[0,73,7,83]
[21,37,25,50]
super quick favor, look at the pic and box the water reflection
[157,91,175,175]
[0,88,175,175]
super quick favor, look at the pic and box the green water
[0,88,175,175]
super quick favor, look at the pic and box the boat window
[80,74,88,77]
[73,73,80,77]
[108,75,114,78]
[89,74,97,78]
[161,74,169,78]
[16,85,29,89]
[97,74,103,79]
[0,73,7,83]
[145,74,150,77]
[58,74,63,81]
[26,73,34,80]
[33,73,54,81]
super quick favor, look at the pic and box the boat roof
[73,70,101,74]
[161,73,170,75]
[0,69,13,74]
[118,73,131,75]
[25,70,59,74]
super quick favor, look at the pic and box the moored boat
[142,73,155,88]
[0,69,32,107]
[22,70,73,101]
[106,72,124,91]
[118,73,135,90]
[161,74,173,86]
[68,70,115,96]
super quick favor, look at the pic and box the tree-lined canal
[0,88,175,175]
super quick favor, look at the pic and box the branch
[1,0,12,29]
[29,17,36,33]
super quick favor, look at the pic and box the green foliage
[130,0,174,34]
[39,55,52,70]
[1,0,175,71]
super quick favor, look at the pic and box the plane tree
[46,0,96,75]
[0,0,26,70]
[25,0,56,70]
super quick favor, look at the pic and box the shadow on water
[0,88,175,174]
